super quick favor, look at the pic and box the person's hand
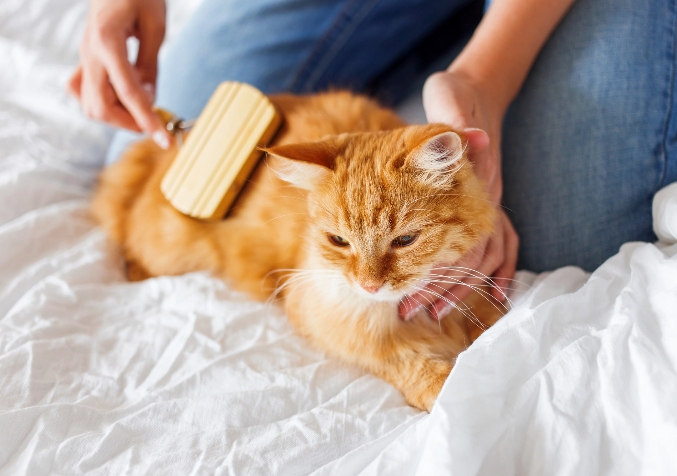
[68,0,171,148]
[398,69,519,320]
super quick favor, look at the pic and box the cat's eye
[329,235,350,247]
[392,233,419,247]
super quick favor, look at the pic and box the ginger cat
[92,91,504,412]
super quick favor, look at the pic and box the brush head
[160,82,282,220]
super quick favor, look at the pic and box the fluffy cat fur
[92,91,503,412]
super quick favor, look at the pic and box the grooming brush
[158,82,282,220]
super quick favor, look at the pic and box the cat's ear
[263,140,337,190]
[408,130,465,186]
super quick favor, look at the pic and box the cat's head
[265,124,496,303]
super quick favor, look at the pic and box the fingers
[464,128,490,153]
[402,213,517,322]
[430,213,518,319]
[80,56,141,131]
[422,69,502,199]
[68,65,83,100]
[398,242,485,320]
[409,70,517,322]
[428,277,474,320]
[426,248,484,318]
[400,282,439,320]
[100,36,168,145]
[71,0,170,147]
[490,213,519,300]
[429,240,501,320]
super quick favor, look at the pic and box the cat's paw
[126,260,152,281]
[405,360,452,412]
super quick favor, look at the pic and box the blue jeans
[107,0,677,273]
[106,0,477,160]
[503,0,677,271]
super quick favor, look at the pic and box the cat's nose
[361,283,382,294]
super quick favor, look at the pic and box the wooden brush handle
[160,82,282,220]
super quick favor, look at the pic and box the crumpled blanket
[320,183,677,476]
[1,0,676,474]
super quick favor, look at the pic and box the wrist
[445,0,576,117]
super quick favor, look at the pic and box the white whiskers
[264,268,347,307]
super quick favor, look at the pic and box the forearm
[417,0,556,310]
[449,0,576,114]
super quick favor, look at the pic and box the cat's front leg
[405,359,452,412]
[377,352,452,412]
[285,291,454,412]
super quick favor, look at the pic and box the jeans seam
[658,1,677,189]
[289,0,381,93]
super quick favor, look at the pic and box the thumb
[67,64,83,100]
[464,128,490,153]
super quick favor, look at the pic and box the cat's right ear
[406,129,466,187]
[263,141,337,190]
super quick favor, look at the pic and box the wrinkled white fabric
[1,1,677,475]
[322,239,677,475]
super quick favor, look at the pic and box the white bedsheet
[1,1,676,474]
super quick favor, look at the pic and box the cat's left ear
[263,140,338,191]
[408,130,465,186]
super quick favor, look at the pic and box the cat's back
[269,91,405,144]
[231,91,405,221]
[92,91,406,294]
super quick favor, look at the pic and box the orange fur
[92,91,503,411]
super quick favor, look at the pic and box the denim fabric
[502,0,677,272]
[105,0,472,162]
[105,0,677,273]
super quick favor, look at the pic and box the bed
[1,0,676,474]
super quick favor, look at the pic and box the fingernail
[403,304,423,321]
[435,302,456,320]
[499,287,508,301]
[152,131,170,150]
[142,83,155,102]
